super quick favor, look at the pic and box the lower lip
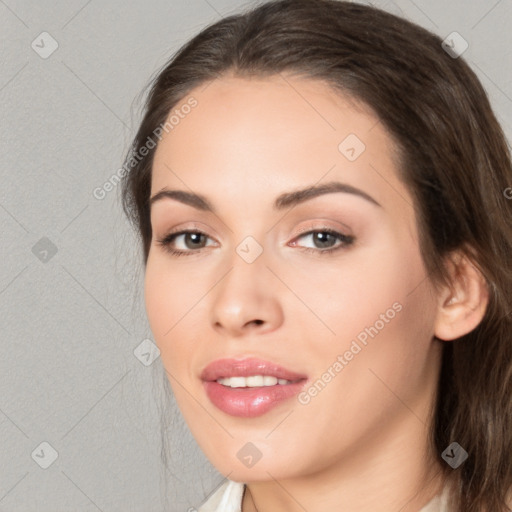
[203,380,307,417]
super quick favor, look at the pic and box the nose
[209,251,284,338]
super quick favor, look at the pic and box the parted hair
[120,1,512,510]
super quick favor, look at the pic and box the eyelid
[290,219,353,239]
[162,221,220,240]
[160,220,351,242]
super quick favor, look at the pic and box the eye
[155,227,355,257]
[155,229,216,257]
[289,228,355,255]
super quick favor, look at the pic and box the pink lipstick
[200,358,308,417]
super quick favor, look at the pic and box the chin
[211,452,302,482]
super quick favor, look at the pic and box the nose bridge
[234,233,266,266]
[219,233,269,301]
[209,233,282,334]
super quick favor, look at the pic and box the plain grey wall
[1,0,511,511]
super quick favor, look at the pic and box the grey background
[0,0,510,511]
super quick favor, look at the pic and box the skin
[144,73,489,512]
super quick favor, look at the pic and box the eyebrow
[149,181,382,212]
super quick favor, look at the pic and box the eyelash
[155,227,355,258]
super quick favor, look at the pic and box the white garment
[197,479,450,512]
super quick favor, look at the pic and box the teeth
[216,375,292,388]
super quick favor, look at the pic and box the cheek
[282,242,415,342]
[290,234,435,381]
[144,256,196,363]
[314,246,436,408]
[144,260,168,340]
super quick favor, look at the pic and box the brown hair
[119,1,512,510]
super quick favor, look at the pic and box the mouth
[216,375,300,387]
[200,357,308,418]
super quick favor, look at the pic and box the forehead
[150,74,412,221]
[153,74,382,161]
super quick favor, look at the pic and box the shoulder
[419,480,452,512]
[197,479,245,512]
[424,482,512,512]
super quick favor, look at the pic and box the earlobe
[434,251,490,341]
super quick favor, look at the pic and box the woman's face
[145,74,443,481]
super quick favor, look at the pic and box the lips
[200,357,307,382]
[200,357,308,418]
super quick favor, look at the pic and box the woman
[120,0,512,510]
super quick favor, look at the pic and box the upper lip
[200,357,307,382]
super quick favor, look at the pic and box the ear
[434,250,490,341]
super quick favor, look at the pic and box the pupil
[186,233,204,249]
[315,232,334,248]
